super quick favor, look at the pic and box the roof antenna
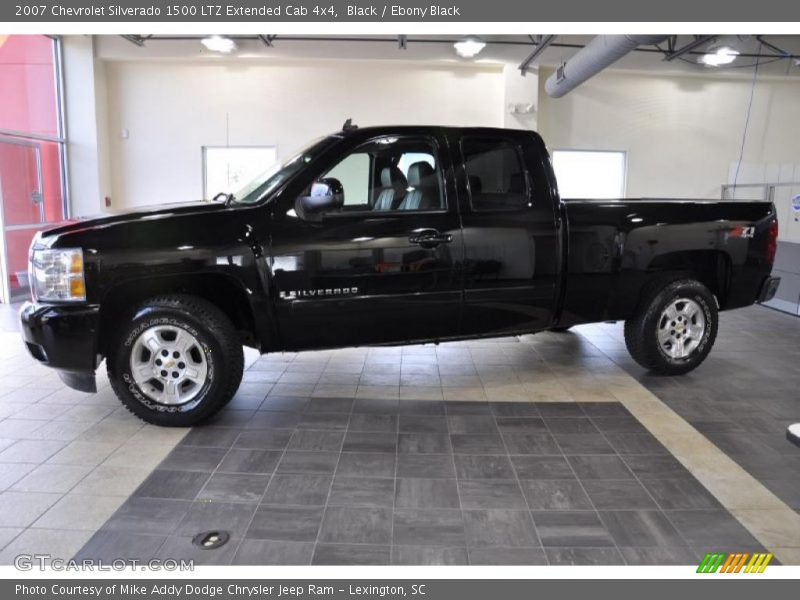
[342,118,358,132]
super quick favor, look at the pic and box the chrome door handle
[409,230,453,248]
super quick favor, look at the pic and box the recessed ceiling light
[201,35,237,54]
[700,45,740,67]
[454,37,486,58]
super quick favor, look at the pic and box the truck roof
[333,124,543,140]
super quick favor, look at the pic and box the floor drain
[192,530,230,550]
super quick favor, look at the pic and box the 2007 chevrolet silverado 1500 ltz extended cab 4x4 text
[20,126,781,426]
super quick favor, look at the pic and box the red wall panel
[0,35,64,293]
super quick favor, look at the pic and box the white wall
[85,49,800,219]
[103,59,508,209]
[61,36,111,216]
[503,64,538,131]
[537,68,800,199]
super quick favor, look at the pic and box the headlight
[30,248,86,302]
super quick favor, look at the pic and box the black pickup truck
[20,125,780,426]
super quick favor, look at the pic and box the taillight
[766,219,778,265]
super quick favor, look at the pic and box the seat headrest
[468,175,483,193]
[381,166,407,189]
[407,162,435,187]
[509,172,525,193]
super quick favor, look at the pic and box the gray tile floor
[590,306,800,515]
[0,301,796,566]
[0,315,189,563]
[76,397,767,566]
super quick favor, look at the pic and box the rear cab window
[462,136,530,211]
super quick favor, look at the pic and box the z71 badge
[279,287,359,300]
[729,225,755,238]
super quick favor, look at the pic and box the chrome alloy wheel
[129,325,208,405]
[657,297,706,360]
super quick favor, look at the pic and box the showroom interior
[0,33,799,566]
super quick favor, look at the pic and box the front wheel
[107,294,244,426]
[624,278,718,375]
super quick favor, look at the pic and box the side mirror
[298,178,344,215]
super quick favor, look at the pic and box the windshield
[232,137,337,204]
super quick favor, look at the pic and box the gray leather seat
[373,167,407,211]
[398,162,438,211]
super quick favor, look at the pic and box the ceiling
[94,34,800,79]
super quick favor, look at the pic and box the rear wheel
[624,278,718,375]
[107,294,243,426]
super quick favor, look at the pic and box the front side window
[325,152,370,207]
[320,136,444,213]
[462,137,529,211]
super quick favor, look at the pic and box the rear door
[453,129,559,336]
[268,131,464,350]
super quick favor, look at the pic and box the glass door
[0,137,48,302]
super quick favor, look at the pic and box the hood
[40,201,232,239]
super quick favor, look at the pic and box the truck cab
[266,127,560,350]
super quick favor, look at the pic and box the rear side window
[462,137,529,211]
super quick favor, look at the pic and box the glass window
[0,35,66,303]
[462,137,528,211]
[552,150,626,199]
[397,152,435,176]
[0,35,59,137]
[325,152,370,207]
[320,137,444,213]
[203,146,278,199]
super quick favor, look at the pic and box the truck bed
[559,198,776,325]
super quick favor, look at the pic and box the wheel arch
[644,249,731,307]
[98,273,259,357]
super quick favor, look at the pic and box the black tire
[107,294,243,426]
[624,278,718,375]
[550,326,572,333]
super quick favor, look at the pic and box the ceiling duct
[545,34,667,98]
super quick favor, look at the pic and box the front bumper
[757,276,781,303]
[19,301,101,393]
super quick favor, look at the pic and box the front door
[268,133,464,350]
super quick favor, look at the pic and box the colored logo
[697,552,773,573]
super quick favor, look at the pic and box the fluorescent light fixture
[202,35,237,54]
[700,46,739,67]
[454,37,486,58]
